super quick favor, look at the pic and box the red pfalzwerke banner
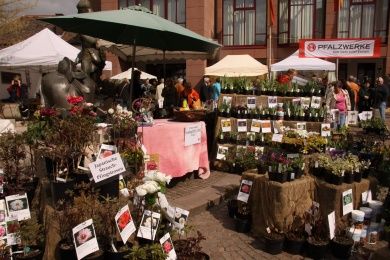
[299,38,381,58]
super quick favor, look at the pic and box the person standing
[181,81,201,109]
[358,79,371,113]
[162,79,179,114]
[175,78,184,95]
[211,77,221,102]
[374,77,389,121]
[199,77,212,103]
[325,81,351,129]
[7,75,21,102]
[155,78,165,108]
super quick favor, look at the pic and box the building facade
[94,0,390,85]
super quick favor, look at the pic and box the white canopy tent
[111,68,156,80]
[271,51,336,72]
[0,28,111,99]
[205,54,268,77]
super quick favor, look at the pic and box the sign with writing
[89,153,125,183]
[237,180,253,203]
[184,125,201,146]
[347,111,358,125]
[342,189,353,216]
[272,134,283,143]
[221,119,232,132]
[237,119,247,132]
[299,38,381,58]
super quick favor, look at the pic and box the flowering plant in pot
[107,104,138,140]
[126,243,167,260]
[262,151,290,183]
[301,134,327,154]
[304,206,329,259]
[15,212,45,260]
[284,213,306,255]
[235,201,251,233]
[173,230,208,260]
[263,225,284,255]
[330,223,354,259]
[121,142,144,175]
[324,157,347,185]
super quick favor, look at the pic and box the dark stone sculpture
[41,0,106,108]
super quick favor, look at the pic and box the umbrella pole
[163,50,166,85]
[129,39,136,106]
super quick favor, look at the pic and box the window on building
[278,0,325,45]
[338,0,389,43]
[222,0,267,46]
[119,0,185,26]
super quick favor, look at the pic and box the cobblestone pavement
[188,202,303,260]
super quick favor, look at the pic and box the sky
[24,0,79,15]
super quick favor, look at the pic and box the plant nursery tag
[0,200,5,222]
[272,134,283,143]
[55,177,67,183]
[266,227,271,234]
[89,153,125,184]
[310,96,322,109]
[358,111,373,121]
[137,210,161,240]
[328,211,336,240]
[260,120,272,133]
[321,123,331,137]
[305,223,312,236]
[251,119,261,133]
[347,111,358,125]
[296,122,306,131]
[157,192,170,211]
[115,205,136,244]
[97,144,117,160]
[362,190,373,204]
[292,98,300,105]
[222,96,232,108]
[72,219,99,260]
[237,119,248,132]
[342,189,353,216]
[268,96,278,108]
[6,216,20,246]
[331,109,340,124]
[119,175,130,198]
[287,154,299,159]
[314,161,319,168]
[216,145,228,160]
[247,97,256,109]
[174,207,189,230]
[221,119,232,132]
[237,180,253,203]
[300,97,311,109]
[290,172,295,180]
[160,233,177,260]
[5,193,30,221]
[184,125,202,146]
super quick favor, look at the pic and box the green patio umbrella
[41,6,220,102]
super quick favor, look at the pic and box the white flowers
[112,105,133,118]
[135,180,160,196]
[144,171,172,185]
[9,200,24,211]
[108,108,114,114]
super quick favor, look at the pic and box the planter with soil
[264,232,284,255]
[330,236,354,259]
[104,242,132,260]
[227,199,238,218]
[306,237,329,260]
[57,240,77,260]
[284,233,305,255]
[268,171,288,183]
[354,171,362,182]
[343,172,354,184]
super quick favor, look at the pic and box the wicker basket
[173,109,206,122]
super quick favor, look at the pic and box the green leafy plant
[127,243,167,260]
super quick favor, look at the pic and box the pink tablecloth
[138,119,209,178]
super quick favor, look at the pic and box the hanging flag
[268,0,275,26]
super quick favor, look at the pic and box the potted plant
[127,244,167,260]
[264,152,289,183]
[227,198,238,218]
[324,157,345,185]
[15,212,44,260]
[235,201,251,233]
[173,230,209,260]
[284,214,306,255]
[305,208,329,259]
[330,223,354,259]
[263,226,284,255]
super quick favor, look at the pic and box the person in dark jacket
[374,77,389,121]
[358,80,371,112]
[199,77,212,103]
[161,78,179,116]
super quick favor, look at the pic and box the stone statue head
[77,0,93,13]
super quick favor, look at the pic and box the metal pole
[129,39,136,105]
[336,58,339,81]
[268,25,272,80]
[163,50,166,84]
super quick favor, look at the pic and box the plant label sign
[362,190,373,204]
[358,111,373,121]
[301,97,311,109]
[342,189,353,216]
[247,97,256,109]
[89,153,125,184]
[115,205,136,244]
[73,219,99,260]
[174,207,189,230]
[184,125,202,146]
[160,233,177,260]
[5,193,30,221]
[137,210,161,240]
[222,96,232,108]
[272,134,283,143]
[221,119,232,132]
[97,144,117,160]
[6,216,20,246]
[216,145,228,160]
[296,122,306,131]
[237,179,253,203]
[310,96,322,109]
[321,123,331,137]
[260,120,272,133]
[237,119,247,132]
[328,211,336,240]
[347,111,358,125]
[331,109,340,124]
[268,96,277,108]
[251,119,261,133]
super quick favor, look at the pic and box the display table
[242,171,315,236]
[314,177,378,225]
[138,119,209,178]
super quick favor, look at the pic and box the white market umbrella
[111,68,157,80]
[271,51,336,72]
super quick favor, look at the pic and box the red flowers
[117,211,131,231]
[40,107,57,117]
[67,96,84,105]
[163,241,172,253]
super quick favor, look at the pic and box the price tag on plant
[321,123,331,137]
[72,219,99,260]
[342,189,353,216]
[173,207,189,230]
[237,119,247,132]
[115,205,136,244]
[160,233,177,260]
[237,180,253,203]
[137,210,161,240]
[362,190,372,204]
[328,211,336,240]
[247,97,256,109]
[251,119,261,133]
[5,193,30,221]
[216,145,228,160]
[221,119,232,132]
[271,134,283,143]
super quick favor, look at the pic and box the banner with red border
[299,38,381,58]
